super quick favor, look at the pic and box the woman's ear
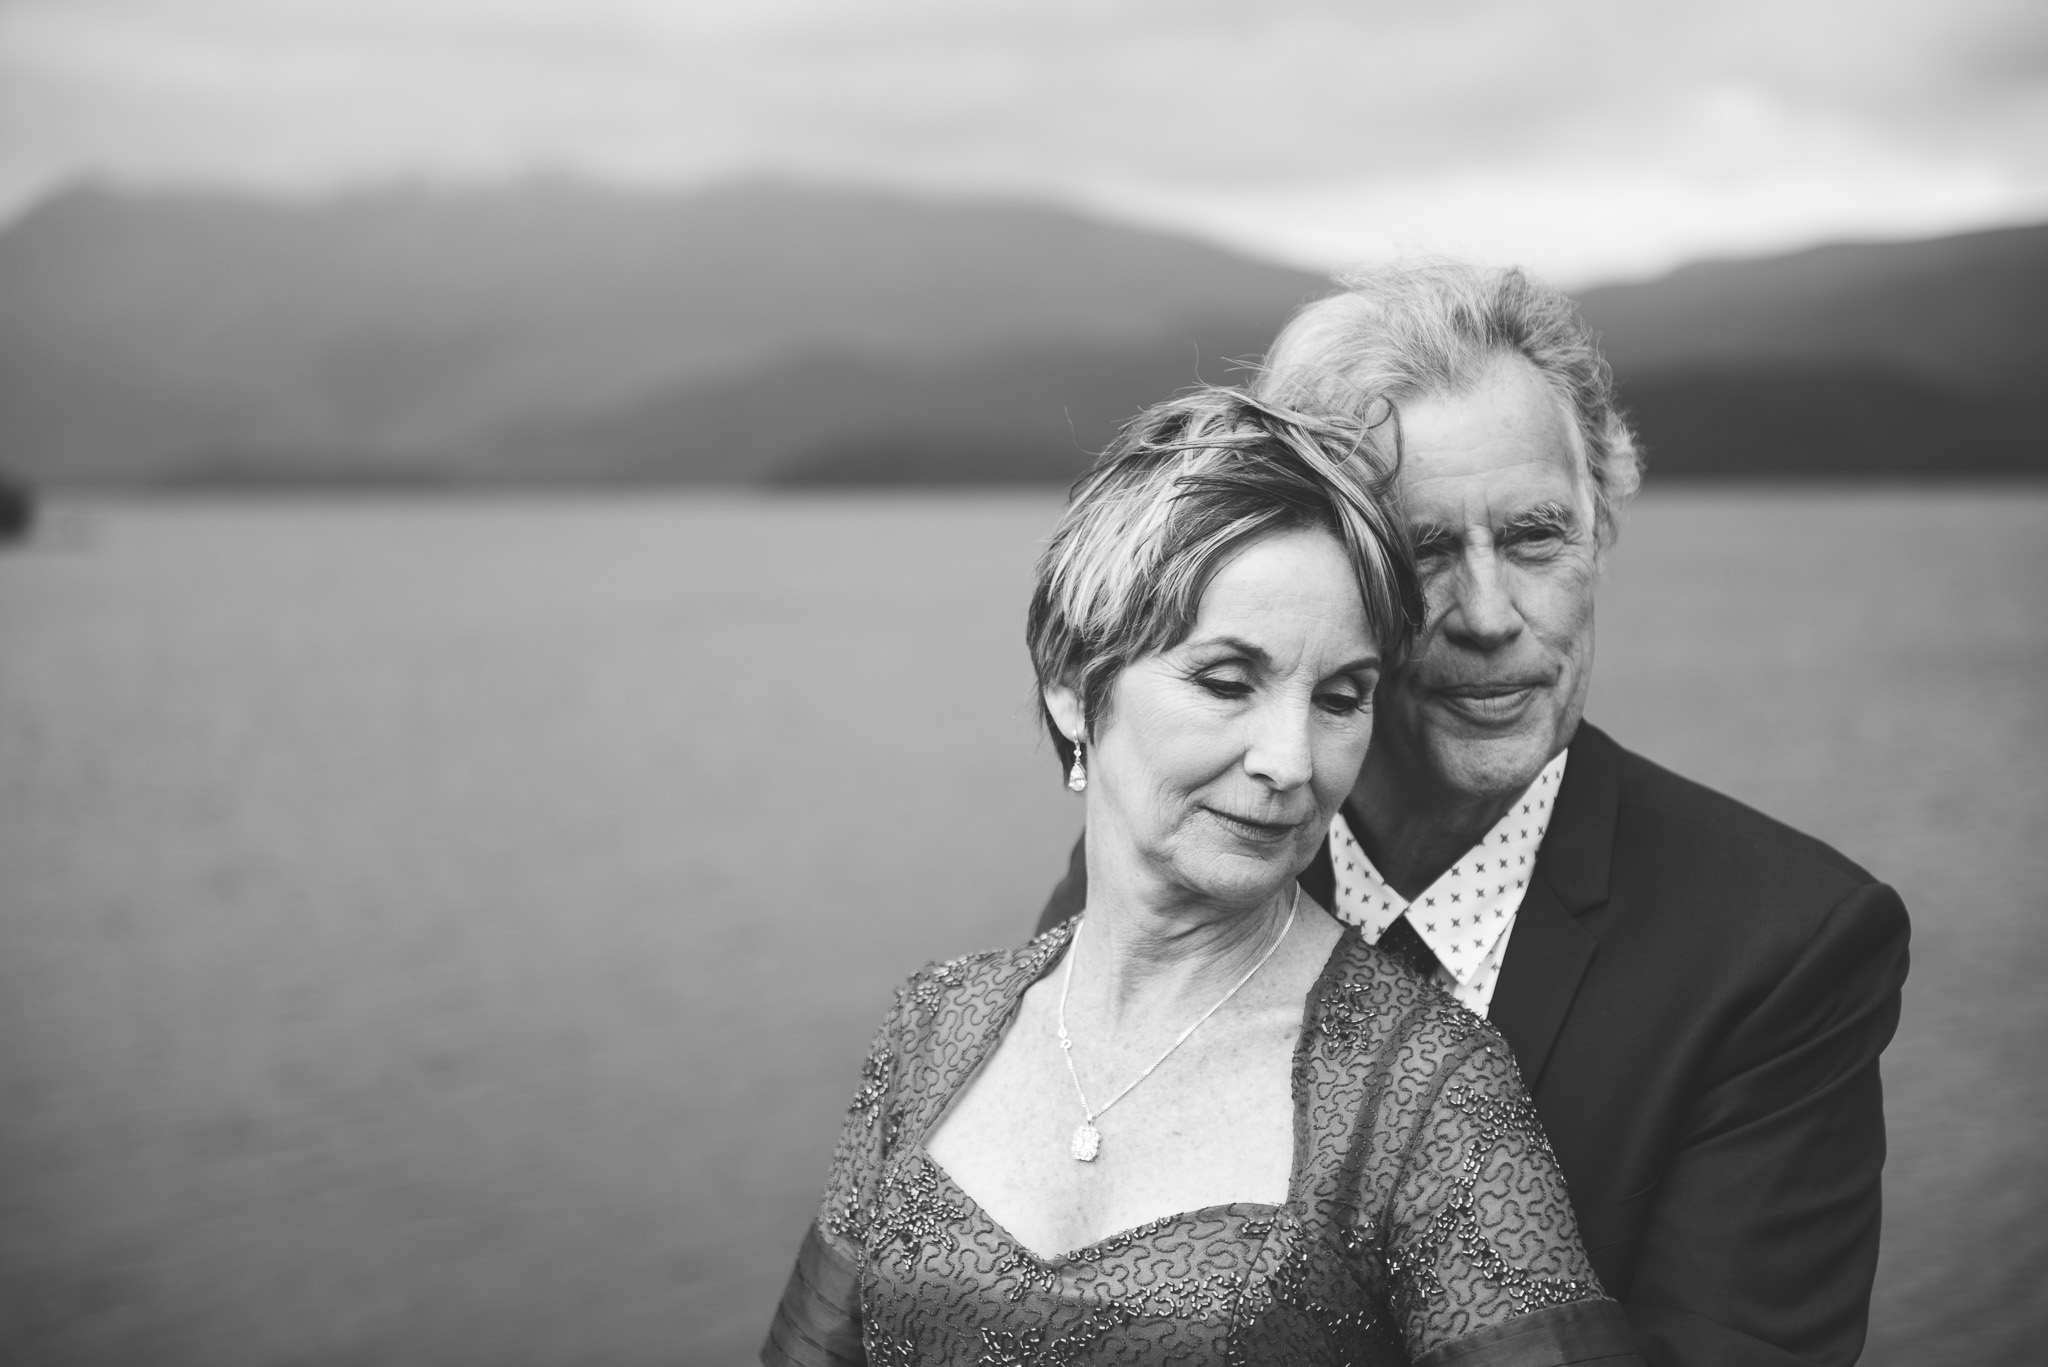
[1042,683,1085,747]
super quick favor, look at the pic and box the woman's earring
[1066,739,1087,793]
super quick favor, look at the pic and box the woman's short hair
[1027,386,1419,766]
[1258,261,1643,547]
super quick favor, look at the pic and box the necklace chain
[1055,885,1298,1155]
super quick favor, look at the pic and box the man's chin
[1419,725,1560,804]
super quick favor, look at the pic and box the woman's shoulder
[880,918,1076,1041]
[1309,927,1512,1074]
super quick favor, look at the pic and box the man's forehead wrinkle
[1403,444,1576,494]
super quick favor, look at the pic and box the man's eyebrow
[1500,501,1581,535]
[1407,519,1458,547]
[1405,503,1578,550]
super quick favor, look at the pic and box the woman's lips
[1206,808,1306,844]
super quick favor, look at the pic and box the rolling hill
[0,180,2040,485]
[1578,222,2047,477]
[0,180,1324,486]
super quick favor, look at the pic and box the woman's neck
[1071,848,1299,1034]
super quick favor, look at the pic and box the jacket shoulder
[1583,731,1908,963]
[1608,739,1878,894]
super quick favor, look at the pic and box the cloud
[1,0,2043,278]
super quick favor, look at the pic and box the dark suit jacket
[1034,722,1910,1367]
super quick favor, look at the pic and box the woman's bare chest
[923,992,1301,1259]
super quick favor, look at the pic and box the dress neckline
[912,916,1363,1265]
[919,1148,1284,1266]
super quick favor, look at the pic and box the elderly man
[1036,263,1909,1367]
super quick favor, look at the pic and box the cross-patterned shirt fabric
[1328,753,1567,1016]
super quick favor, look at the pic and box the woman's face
[1071,527,1382,911]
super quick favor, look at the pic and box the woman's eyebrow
[1187,639,1380,675]
[1186,635,1272,664]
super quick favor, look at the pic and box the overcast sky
[3,0,2044,284]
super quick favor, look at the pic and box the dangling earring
[1066,739,1087,792]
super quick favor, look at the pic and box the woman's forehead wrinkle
[1183,542,1375,674]
[1193,608,1366,666]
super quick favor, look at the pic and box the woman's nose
[1242,698,1314,790]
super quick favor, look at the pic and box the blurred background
[0,2,2043,1363]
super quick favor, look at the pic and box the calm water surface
[1,489,2043,1365]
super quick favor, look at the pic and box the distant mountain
[498,325,1291,485]
[0,180,1323,486]
[0,181,2040,486]
[1576,223,2048,476]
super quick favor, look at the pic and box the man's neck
[1347,753,1524,901]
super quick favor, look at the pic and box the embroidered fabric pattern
[782,923,1615,1365]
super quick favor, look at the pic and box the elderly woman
[762,388,1641,1366]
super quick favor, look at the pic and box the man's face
[1375,356,1601,806]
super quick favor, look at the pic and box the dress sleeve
[761,1000,906,1367]
[1383,1029,1643,1367]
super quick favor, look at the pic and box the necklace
[1055,885,1299,1162]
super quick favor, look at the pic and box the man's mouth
[1429,679,1549,724]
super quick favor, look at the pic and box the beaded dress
[763,920,1641,1366]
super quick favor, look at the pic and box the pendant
[1070,1122,1101,1162]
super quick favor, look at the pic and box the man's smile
[1420,676,1554,726]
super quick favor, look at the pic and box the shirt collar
[1324,751,1569,984]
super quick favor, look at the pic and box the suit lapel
[1489,723,1622,1089]
[1489,876,1597,1087]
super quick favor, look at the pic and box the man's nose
[1243,696,1315,791]
[1443,548,1523,648]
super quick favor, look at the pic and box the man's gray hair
[1027,386,1419,768]
[1258,261,1643,546]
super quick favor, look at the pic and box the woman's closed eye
[1316,685,1371,715]
[1190,668,1373,716]
[1191,670,1253,700]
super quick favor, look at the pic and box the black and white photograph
[1,3,2043,1364]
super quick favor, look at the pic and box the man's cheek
[1532,569,1597,642]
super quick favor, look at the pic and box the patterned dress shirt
[1326,752,1568,1016]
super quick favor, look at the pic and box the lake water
[2,489,2044,1365]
